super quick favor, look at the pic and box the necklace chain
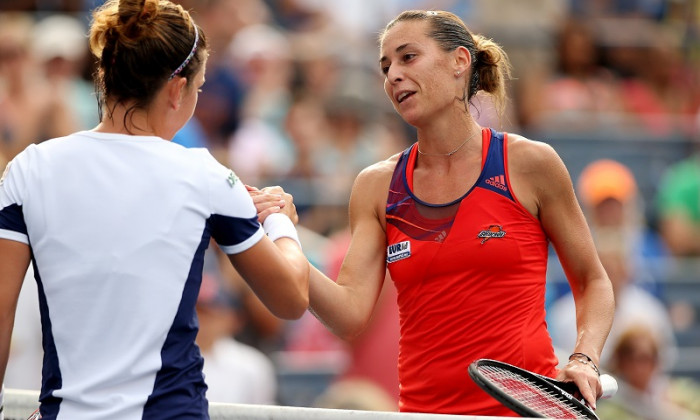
[417,129,479,157]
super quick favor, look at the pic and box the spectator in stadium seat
[518,18,625,132]
[614,23,697,137]
[226,23,297,188]
[188,0,269,162]
[0,0,308,418]
[0,12,81,161]
[32,14,98,132]
[579,159,667,296]
[656,150,700,256]
[596,324,700,420]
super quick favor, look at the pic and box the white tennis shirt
[0,131,265,419]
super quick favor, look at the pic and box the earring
[455,71,461,77]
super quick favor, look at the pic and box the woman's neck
[93,100,165,137]
[416,116,482,156]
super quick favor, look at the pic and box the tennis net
[5,388,520,420]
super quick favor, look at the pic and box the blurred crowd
[3,0,700,418]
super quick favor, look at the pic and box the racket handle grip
[600,374,618,399]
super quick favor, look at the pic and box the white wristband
[263,213,301,249]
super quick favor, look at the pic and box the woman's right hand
[246,184,298,224]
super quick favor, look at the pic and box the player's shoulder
[355,152,402,187]
[181,145,219,165]
[3,139,50,172]
[2,134,91,185]
[506,132,568,181]
[17,132,78,155]
[187,148,241,188]
[349,153,402,217]
[506,133,560,165]
[154,144,224,178]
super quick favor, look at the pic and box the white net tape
[5,388,526,420]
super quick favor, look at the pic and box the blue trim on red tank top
[400,144,473,208]
[394,128,513,209]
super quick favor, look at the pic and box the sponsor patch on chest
[387,240,411,263]
[477,224,506,244]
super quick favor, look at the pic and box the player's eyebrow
[379,43,410,64]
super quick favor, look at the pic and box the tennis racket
[26,409,40,420]
[468,358,617,419]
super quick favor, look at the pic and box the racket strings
[479,366,589,419]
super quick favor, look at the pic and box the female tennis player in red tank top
[254,9,615,416]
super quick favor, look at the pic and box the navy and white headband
[168,20,199,80]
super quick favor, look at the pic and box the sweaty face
[379,20,456,127]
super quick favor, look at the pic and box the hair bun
[118,0,158,40]
[136,0,157,23]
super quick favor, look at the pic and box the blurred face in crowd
[593,197,626,227]
[558,21,597,75]
[0,37,28,80]
[615,332,659,392]
[379,20,460,127]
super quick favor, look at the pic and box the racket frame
[468,358,599,419]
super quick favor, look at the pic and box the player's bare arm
[230,185,309,320]
[308,156,398,341]
[508,135,614,408]
[0,239,30,387]
[228,236,309,320]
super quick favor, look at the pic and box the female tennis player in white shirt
[0,1,308,419]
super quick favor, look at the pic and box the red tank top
[385,128,558,415]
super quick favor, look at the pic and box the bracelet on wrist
[568,352,600,376]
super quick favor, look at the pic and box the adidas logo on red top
[486,174,507,191]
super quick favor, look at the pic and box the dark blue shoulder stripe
[386,144,414,213]
[0,203,28,235]
[475,129,514,201]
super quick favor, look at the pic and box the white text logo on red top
[387,241,411,263]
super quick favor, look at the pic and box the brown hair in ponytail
[89,0,207,122]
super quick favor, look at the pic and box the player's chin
[397,110,425,128]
